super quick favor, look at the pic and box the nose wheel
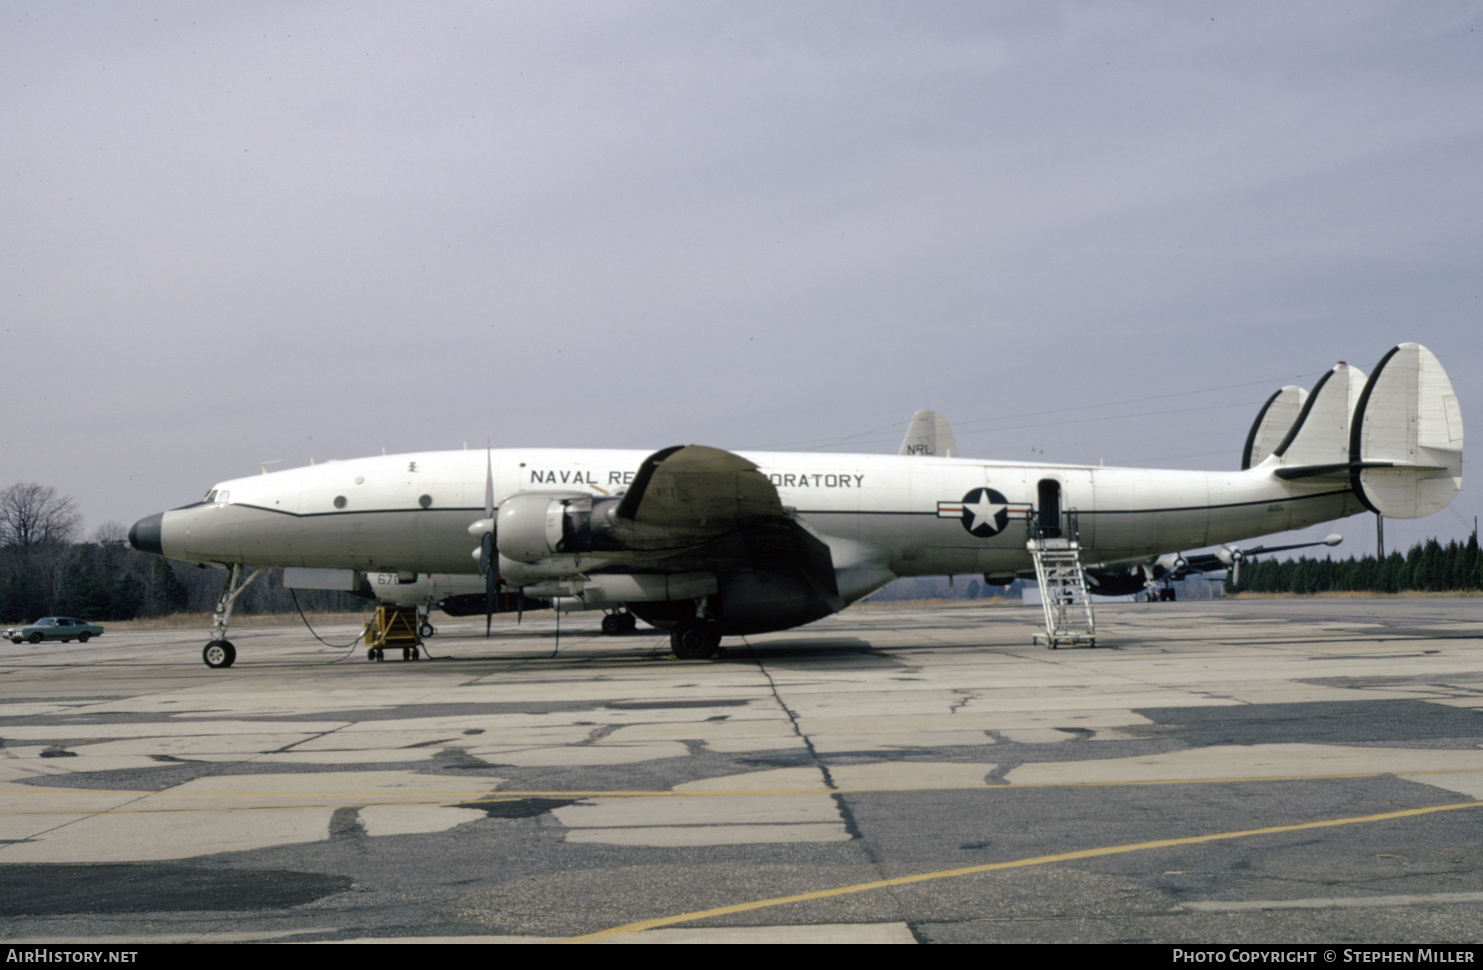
[199,563,264,668]
[203,640,236,668]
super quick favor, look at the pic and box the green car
[4,617,105,645]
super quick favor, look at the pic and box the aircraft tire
[601,614,625,636]
[203,640,236,669]
[418,623,435,638]
[621,612,638,633]
[671,620,720,660]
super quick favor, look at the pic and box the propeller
[1221,533,1341,588]
[482,445,498,636]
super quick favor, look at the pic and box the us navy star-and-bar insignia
[937,488,1031,538]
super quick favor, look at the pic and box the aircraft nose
[129,513,164,555]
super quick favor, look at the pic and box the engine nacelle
[495,491,625,563]
[1083,564,1150,597]
[496,493,569,563]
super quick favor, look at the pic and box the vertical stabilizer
[1271,363,1366,469]
[1350,343,1463,518]
[1242,386,1308,469]
[900,410,959,457]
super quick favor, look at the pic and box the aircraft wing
[1085,534,1342,594]
[1173,553,1227,575]
[1171,535,1344,578]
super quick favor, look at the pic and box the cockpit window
[205,489,217,503]
[217,490,231,504]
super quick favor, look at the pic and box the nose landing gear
[203,640,236,668]
[200,564,265,668]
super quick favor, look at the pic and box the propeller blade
[483,532,496,636]
[485,442,495,519]
[483,442,499,635]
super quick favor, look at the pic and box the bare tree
[93,520,128,546]
[0,482,82,551]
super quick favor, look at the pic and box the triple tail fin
[1258,344,1464,520]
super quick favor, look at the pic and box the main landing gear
[201,563,265,669]
[670,618,721,659]
[601,611,638,636]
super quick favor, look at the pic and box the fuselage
[134,447,1366,589]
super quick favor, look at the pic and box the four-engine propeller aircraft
[129,343,1464,668]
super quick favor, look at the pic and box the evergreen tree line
[0,540,368,624]
[1229,534,1482,595]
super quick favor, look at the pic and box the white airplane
[129,343,1463,667]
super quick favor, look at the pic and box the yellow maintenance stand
[365,604,423,661]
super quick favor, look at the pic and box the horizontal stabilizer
[900,409,959,457]
[1271,362,1365,470]
[1350,343,1463,518]
[1243,386,1308,469]
[1274,459,1447,482]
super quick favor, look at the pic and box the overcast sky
[4,1,1480,560]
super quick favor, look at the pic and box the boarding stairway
[1027,509,1096,648]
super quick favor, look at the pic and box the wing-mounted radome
[1349,343,1464,518]
[1243,386,1307,469]
[615,444,784,526]
[900,410,959,457]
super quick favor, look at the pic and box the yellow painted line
[559,800,1483,943]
